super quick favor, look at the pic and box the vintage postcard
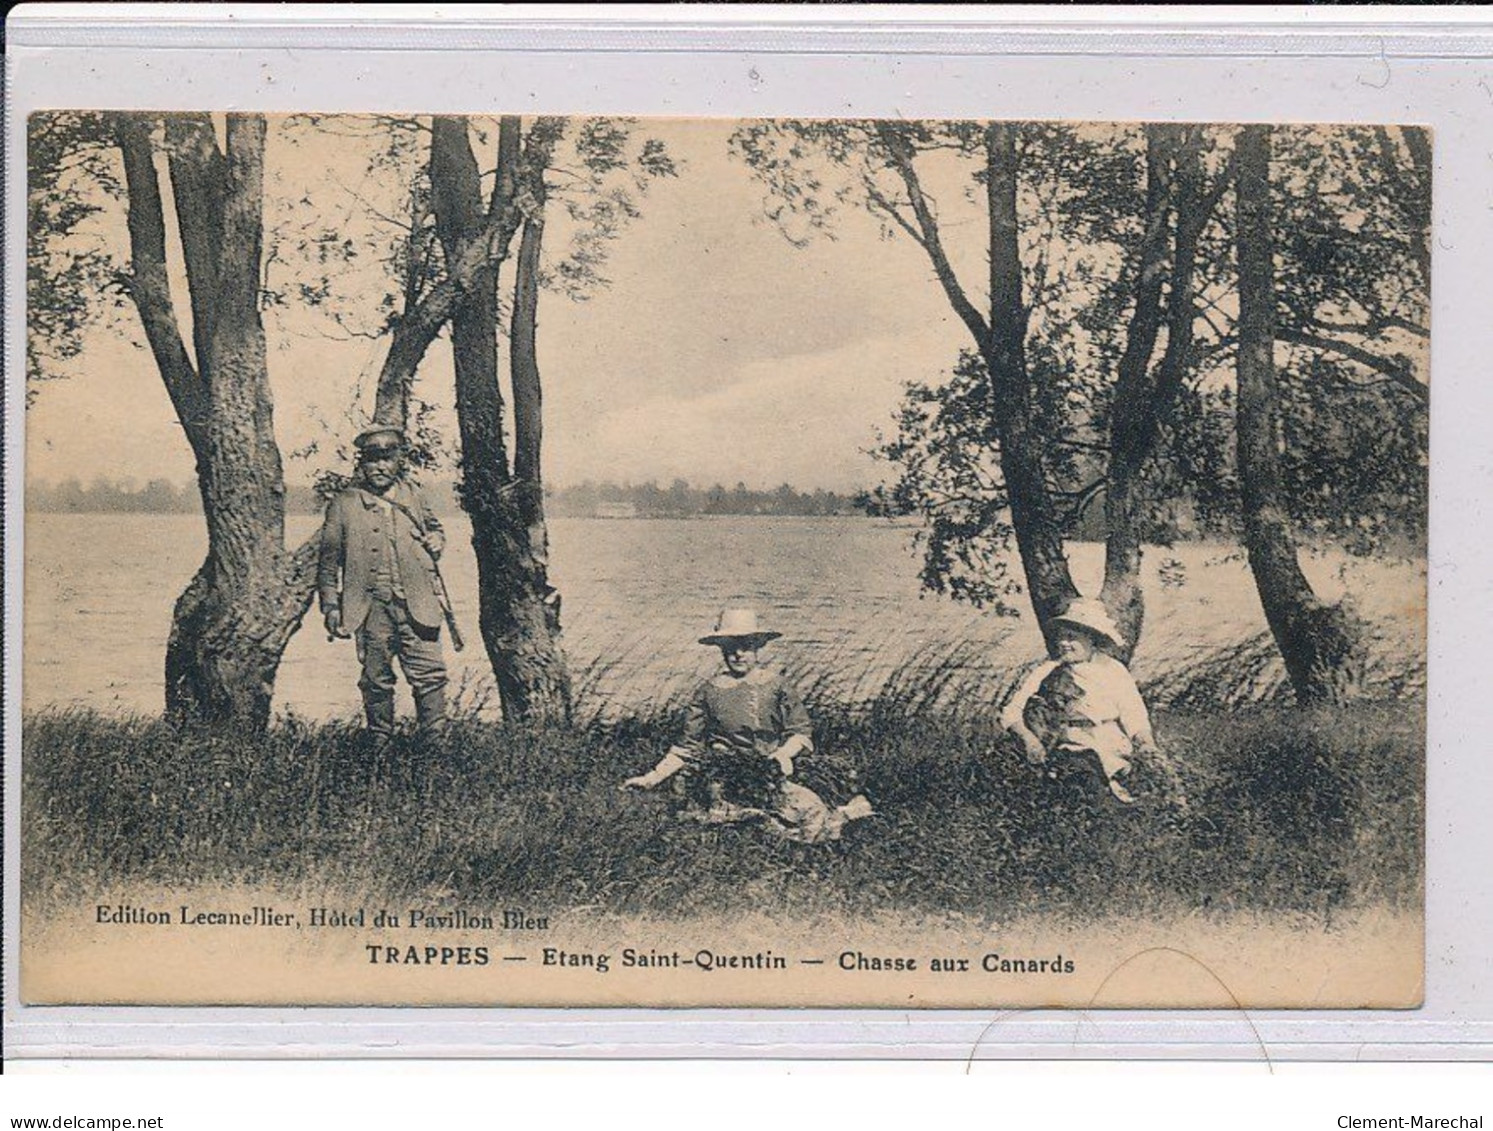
[19,112,1426,1008]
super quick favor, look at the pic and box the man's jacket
[318,481,445,631]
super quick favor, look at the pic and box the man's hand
[324,608,349,640]
[620,774,654,791]
[772,748,796,777]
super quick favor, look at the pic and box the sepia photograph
[19,111,1427,1008]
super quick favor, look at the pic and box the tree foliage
[26,112,124,400]
[735,119,1429,640]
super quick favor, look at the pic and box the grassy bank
[21,698,1422,923]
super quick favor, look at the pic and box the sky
[25,116,976,493]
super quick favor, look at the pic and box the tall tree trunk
[1100,126,1175,657]
[498,192,573,722]
[982,123,1079,653]
[875,121,1079,652]
[1099,126,1214,660]
[430,115,572,723]
[1234,124,1364,705]
[164,544,318,731]
[115,112,316,730]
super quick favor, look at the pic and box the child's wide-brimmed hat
[699,608,781,650]
[1050,598,1126,651]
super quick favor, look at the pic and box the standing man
[319,425,449,741]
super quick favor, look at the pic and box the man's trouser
[356,598,448,736]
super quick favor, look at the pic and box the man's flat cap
[353,425,405,450]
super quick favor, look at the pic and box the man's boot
[363,692,396,747]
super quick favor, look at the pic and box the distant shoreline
[25,478,871,520]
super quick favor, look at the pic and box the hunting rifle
[380,490,466,652]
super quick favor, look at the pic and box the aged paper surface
[21,113,1426,1008]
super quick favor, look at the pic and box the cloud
[547,320,965,491]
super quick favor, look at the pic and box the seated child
[1000,598,1175,806]
[622,608,873,844]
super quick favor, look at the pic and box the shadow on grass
[20,695,1422,924]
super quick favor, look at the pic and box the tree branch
[163,114,227,376]
[1197,145,1239,227]
[487,114,522,224]
[1152,126,1211,417]
[373,270,461,429]
[1109,124,1176,468]
[1276,326,1429,407]
[1306,311,1428,340]
[374,116,530,427]
[1059,478,1108,525]
[112,113,209,456]
[1053,436,1112,453]
[862,177,926,248]
[401,204,429,317]
[874,122,990,348]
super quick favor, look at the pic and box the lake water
[22,513,1425,721]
